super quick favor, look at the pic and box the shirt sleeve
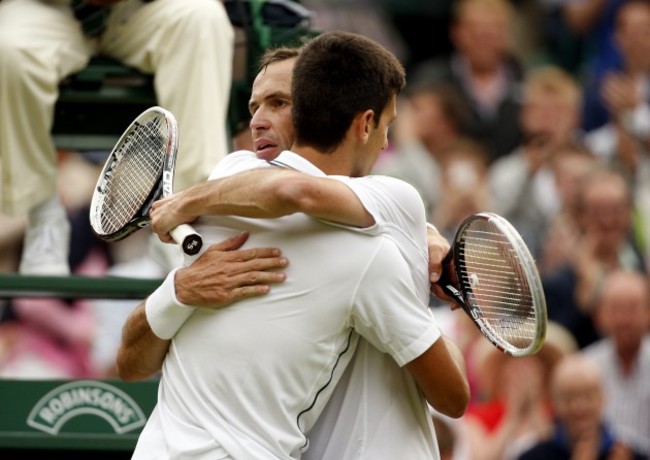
[333,175,427,234]
[351,237,441,366]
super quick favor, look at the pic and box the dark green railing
[0,274,162,300]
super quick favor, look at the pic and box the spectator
[489,65,584,257]
[517,352,646,460]
[537,144,599,275]
[301,0,408,63]
[379,0,454,72]
[373,81,469,220]
[409,0,524,162]
[461,322,577,460]
[527,0,587,76]
[581,0,650,262]
[562,0,627,77]
[0,244,109,379]
[0,0,234,275]
[430,138,491,243]
[0,149,120,379]
[585,115,650,265]
[542,166,646,349]
[579,0,650,131]
[584,269,650,457]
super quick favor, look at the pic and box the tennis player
[149,45,464,459]
[118,31,469,459]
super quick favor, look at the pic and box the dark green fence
[0,274,162,455]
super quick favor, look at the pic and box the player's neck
[291,145,353,176]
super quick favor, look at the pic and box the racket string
[458,225,539,350]
[96,117,168,233]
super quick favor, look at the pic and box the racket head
[449,212,547,357]
[90,106,177,242]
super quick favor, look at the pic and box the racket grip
[438,250,467,309]
[170,224,203,256]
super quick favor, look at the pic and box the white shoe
[19,197,71,276]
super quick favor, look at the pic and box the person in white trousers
[0,0,234,275]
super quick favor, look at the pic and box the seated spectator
[488,65,585,258]
[581,0,650,263]
[461,322,577,460]
[373,81,469,220]
[517,353,646,460]
[537,144,599,275]
[0,0,234,276]
[542,166,646,348]
[584,269,650,457]
[580,0,650,132]
[430,138,492,242]
[559,0,627,92]
[409,0,524,162]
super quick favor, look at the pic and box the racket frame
[90,106,202,255]
[439,212,547,357]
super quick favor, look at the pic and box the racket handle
[438,249,467,310]
[171,224,203,256]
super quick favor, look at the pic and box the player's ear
[354,110,375,143]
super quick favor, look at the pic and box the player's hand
[426,226,461,310]
[151,192,197,244]
[174,232,288,308]
[431,269,462,311]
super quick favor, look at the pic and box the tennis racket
[438,212,547,357]
[90,106,203,255]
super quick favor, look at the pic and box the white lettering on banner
[26,380,147,435]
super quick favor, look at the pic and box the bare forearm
[441,335,467,381]
[201,170,304,219]
[406,334,470,418]
[163,168,373,227]
[116,302,170,381]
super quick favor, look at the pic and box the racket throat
[441,283,467,310]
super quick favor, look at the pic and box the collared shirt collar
[270,150,326,177]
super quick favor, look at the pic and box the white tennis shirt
[132,151,442,459]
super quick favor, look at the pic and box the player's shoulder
[356,175,426,222]
[208,150,269,179]
[335,174,422,202]
[366,175,423,203]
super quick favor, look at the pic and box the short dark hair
[257,46,301,72]
[292,31,406,152]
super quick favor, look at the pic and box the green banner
[0,379,157,451]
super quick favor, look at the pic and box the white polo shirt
[133,151,441,459]
[304,170,441,459]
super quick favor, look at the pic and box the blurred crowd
[1,0,650,458]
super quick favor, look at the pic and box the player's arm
[404,335,469,418]
[354,239,470,418]
[116,233,288,381]
[152,168,453,294]
[151,168,374,243]
[116,301,169,381]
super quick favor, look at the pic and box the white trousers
[0,0,234,216]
